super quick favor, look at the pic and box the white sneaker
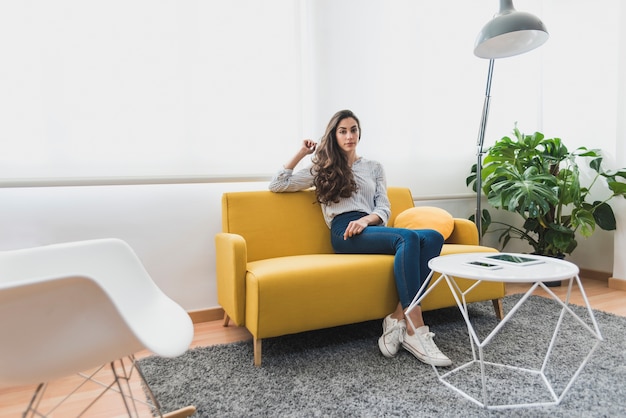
[378,315,406,358]
[402,325,452,367]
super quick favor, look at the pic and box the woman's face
[335,117,360,154]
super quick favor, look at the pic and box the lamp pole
[475,59,495,244]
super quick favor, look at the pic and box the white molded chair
[0,238,196,417]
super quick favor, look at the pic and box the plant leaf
[466,163,477,190]
[592,201,617,230]
[608,181,626,197]
[544,225,577,255]
[574,147,601,158]
[589,157,603,173]
[487,165,558,217]
[570,207,596,237]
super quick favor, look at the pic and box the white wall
[0,182,268,311]
[0,1,624,313]
[540,0,622,275]
[613,1,626,280]
[0,0,303,178]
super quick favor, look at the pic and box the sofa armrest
[446,218,479,245]
[215,232,248,326]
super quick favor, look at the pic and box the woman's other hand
[343,218,369,240]
[343,214,382,240]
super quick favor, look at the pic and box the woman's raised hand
[283,139,318,170]
[301,139,317,155]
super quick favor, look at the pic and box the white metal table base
[405,271,604,410]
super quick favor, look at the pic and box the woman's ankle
[389,313,404,321]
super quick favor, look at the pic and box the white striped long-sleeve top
[268,158,391,228]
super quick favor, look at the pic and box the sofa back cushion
[221,187,415,262]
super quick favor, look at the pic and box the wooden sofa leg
[223,312,230,327]
[253,338,262,367]
[492,298,504,320]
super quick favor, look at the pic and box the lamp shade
[474,0,548,59]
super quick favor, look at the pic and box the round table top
[428,252,579,283]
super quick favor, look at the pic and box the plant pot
[534,252,563,287]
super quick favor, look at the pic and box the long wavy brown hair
[311,110,361,204]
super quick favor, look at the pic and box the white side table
[406,252,603,410]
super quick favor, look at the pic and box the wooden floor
[1,277,624,417]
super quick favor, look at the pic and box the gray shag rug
[139,295,626,417]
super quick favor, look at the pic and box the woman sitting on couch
[268,109,451,367]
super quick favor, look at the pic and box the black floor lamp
[473,0,549,242]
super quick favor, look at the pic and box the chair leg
[223,312,230,327]
[492,298,504,320]
[124,356,161,417]
[253,337,262,367]
[21,356,195,417]
[163,405,198,418]
[134,355,196,417]
[22,382,47,418]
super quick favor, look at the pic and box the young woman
[269,109,451,367]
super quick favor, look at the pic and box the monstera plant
[467,124,626,258]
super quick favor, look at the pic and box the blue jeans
[330,211,444,308]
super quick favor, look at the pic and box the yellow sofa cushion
[394,206,455,240]
[245,254,398,339]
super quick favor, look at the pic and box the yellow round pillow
[393,206,455,240]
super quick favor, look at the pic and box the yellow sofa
[215,187,504,366]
